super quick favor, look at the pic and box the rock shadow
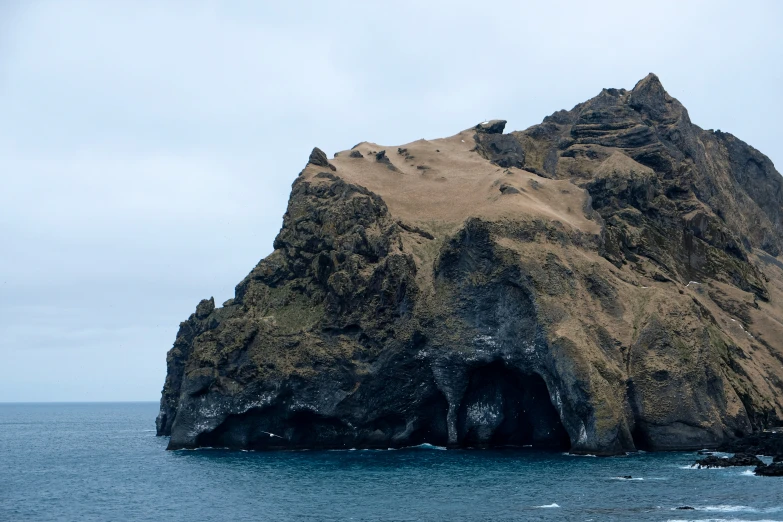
[456,361,570,449]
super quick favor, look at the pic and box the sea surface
[1,402,781,521]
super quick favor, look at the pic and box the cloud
[2,0,782,401]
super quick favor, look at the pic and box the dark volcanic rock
[308,147,337,171]
[695,453,764,468]
[499,183,521,195]
[374,150,399,171]
[718,431,783,456]
[475,119,507,135]
[158,74,783,455]
[515,74,779,300]
[474,121,526,169]
[754,462,783,476]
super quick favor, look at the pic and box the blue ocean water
[1,403,781,521]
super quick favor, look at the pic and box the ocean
[1,402,780,521]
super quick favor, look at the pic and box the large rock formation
[157,74,783,455]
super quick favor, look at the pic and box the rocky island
[157,74,783,456]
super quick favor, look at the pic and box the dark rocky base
[694,432,783,475]
[169,367,574,452]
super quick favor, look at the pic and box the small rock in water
[695,452,763,468]
[754,462,783,476]
[676,506,695,510]
[618,475,632,479]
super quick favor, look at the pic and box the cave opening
[456,361,570,449]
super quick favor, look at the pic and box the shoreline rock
[694,453,763,468]
[754,462,783,476]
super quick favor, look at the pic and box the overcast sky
[1,1,781,402]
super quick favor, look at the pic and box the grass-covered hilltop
[158,74,783,455]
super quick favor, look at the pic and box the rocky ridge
[157,74,783,455]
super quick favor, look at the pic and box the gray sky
[2,1,782,401]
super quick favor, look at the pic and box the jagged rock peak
[195,297,215,319]
[628,72,682,121]
[632,72,665,93]
[308,147,337,171]
[475,119,507,135]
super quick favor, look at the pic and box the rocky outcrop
[308,147,336,171]
[755,462,783,476]
[158,74,783,454]
[695,453,764,468]
[474,119,526,169]
[718,430,783,456]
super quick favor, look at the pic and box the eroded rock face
[158,74,783,454]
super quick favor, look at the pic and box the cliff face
[157,74,783,454]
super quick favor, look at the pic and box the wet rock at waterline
[755,462,783,476]
[694,453,764,468]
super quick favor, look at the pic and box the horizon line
[0,400,159,404]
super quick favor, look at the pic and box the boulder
[475,120,507,135]
[308,147,337,171]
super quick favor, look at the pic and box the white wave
[409,443,447,450]
[666,519,783,522]
[535,503,560,508]
[699,506,757,512]
[670,505,782,514]
[172,446,224,451]
[258,430,283,439]
[740,470,756,476]
[563,452,597,457]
